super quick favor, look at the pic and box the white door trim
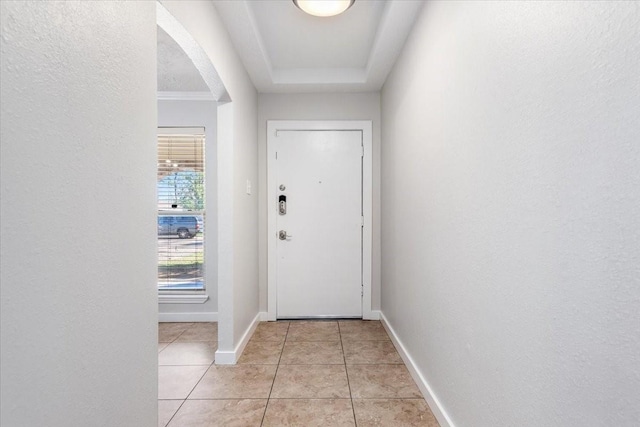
[267,120,373,320]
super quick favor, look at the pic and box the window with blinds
[157,133,205,210]
[157,129,205,291]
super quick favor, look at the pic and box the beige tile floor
[158,320,440,427]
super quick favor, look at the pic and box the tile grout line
[260,321,290,427]
[338,321,359,427]
[159,323,192,427]
[161,321,426,426]
[163,398,186,427]
[161,322,215,427]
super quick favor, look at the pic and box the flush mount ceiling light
[293,0,355,17]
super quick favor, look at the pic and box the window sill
[158,294,209,304]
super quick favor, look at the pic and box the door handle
[278,230,292,240]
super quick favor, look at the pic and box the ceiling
[157,0,425,94]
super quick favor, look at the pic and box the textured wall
[257,92,382,313]
[381,2,640,426]
[157,27,210,92]
[0,2,158,426]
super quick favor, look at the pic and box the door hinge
[275,151,278,160]
[361,216,364,227]
[361,146,364,157]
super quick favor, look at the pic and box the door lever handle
[278,230,292,240]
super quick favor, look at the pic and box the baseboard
[213,349,236,365]
[259,311,271,321]
[365,310,381,320]
[158,312,218,322]
[215,312,261,364]
[380,312,455,427]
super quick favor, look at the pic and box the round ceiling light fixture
[293,0,355,17]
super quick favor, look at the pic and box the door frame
[266,120,373,320]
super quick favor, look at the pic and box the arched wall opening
[156,1,236,359]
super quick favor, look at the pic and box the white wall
[381,2,640,426]
[0,2,158,426]
[157,98,218,319]
[258,93,382,313]
[161,1,259,355]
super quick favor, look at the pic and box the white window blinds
[157,132,205,210]
[157,129,205,291]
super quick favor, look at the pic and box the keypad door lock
[279,195,287,215]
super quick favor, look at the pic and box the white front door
[272,129,363,318]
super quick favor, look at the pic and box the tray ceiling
[214,0,425,93]
[157,1,425,94]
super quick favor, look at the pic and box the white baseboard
[215,312,261,365]
[158,312,218,322]
[213,349,236,365]
[380,312,455,427]
[365,310,381,320]
[259,311,271,321]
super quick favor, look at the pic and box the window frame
[157,127,207,299]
